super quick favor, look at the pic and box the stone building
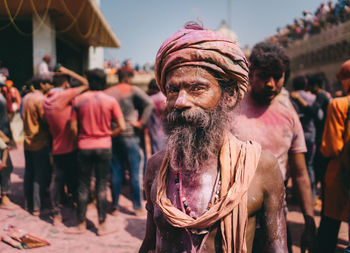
[0,0,120,87]
[286,21,350,94]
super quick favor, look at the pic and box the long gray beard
[164,100,229,174]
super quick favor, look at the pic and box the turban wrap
[337,59,350,92]
[154,28,249,101]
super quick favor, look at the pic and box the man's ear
[223,91,239,109]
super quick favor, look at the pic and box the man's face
[41,82,53,93]
[165,66,222,116]
[341,78,350,94]
[250,69,285,105]
[164,66,228,173]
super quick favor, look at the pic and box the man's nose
[174,90,192,110]
[266,77,276,89]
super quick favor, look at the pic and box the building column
[88,46,104,69]
[32,14,56,74]
[87,0,104,69]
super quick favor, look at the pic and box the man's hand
[0,131,10,144]
[0,161,6,171]
[300,215,316,253]
[55,65,89,88]
[289,153,316,252]
[290,91,301,99]
[132,120,143,130]
[1,136,9,144]
[56,66,68,74]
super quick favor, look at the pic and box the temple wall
[286,20,350,94]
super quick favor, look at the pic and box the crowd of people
[270,0,350,47]
[0,57,168,235]
[0,21,349,252]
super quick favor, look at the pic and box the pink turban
[154,27,249,100]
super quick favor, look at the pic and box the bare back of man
[141,149,287,252]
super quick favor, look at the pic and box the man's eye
[167,87,178,94]
[191,86,205,92]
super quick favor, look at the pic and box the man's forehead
[253,68,284,78]
[165,66,217,86]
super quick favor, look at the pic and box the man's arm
[70,119,78,140]
[259,151,288,252]
[321,101,345,158]
[111,101,126,137]
[70,102,79,139]
[289,152,316,252]
[0,130,10,144]
[57,66,89,89]
[132,87,154,129]
[0,137,8,171]
[0,147,8,171]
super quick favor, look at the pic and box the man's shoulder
[255,149,283,192]
[329,95,349,109]
[146,150,166,174]
[23,91,43,103]
[256,149,281,180]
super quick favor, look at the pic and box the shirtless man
[140,23,287,252]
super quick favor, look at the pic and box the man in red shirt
[67,69,125,236]
[43,66,88,224]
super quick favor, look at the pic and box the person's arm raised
[57,66,89,90]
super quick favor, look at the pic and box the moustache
[165,108,211,128]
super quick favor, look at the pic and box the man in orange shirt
[316,60,350,253]
[22,76,53,215]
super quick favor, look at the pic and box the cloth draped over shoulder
[154,28,249,101]
[156,132,261,253]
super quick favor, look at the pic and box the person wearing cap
[140,23,287,253]
[316,59,350,253]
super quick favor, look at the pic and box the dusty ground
[0,144,348,252]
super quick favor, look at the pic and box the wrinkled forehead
[165,66,218,88]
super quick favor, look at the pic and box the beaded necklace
[174,170,221,220]
[171,169,221,252]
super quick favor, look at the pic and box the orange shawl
[156,132,261,253]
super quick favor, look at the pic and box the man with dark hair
[230,42,316,253]
[104,68,153,216]
[290,76,317,199]
[43,66,88,225]
[67,68,125,235]
[22,76,53,215]
[140,25,287,252]
[291,74,331,188]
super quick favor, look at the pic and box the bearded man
[139,23,287,253]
